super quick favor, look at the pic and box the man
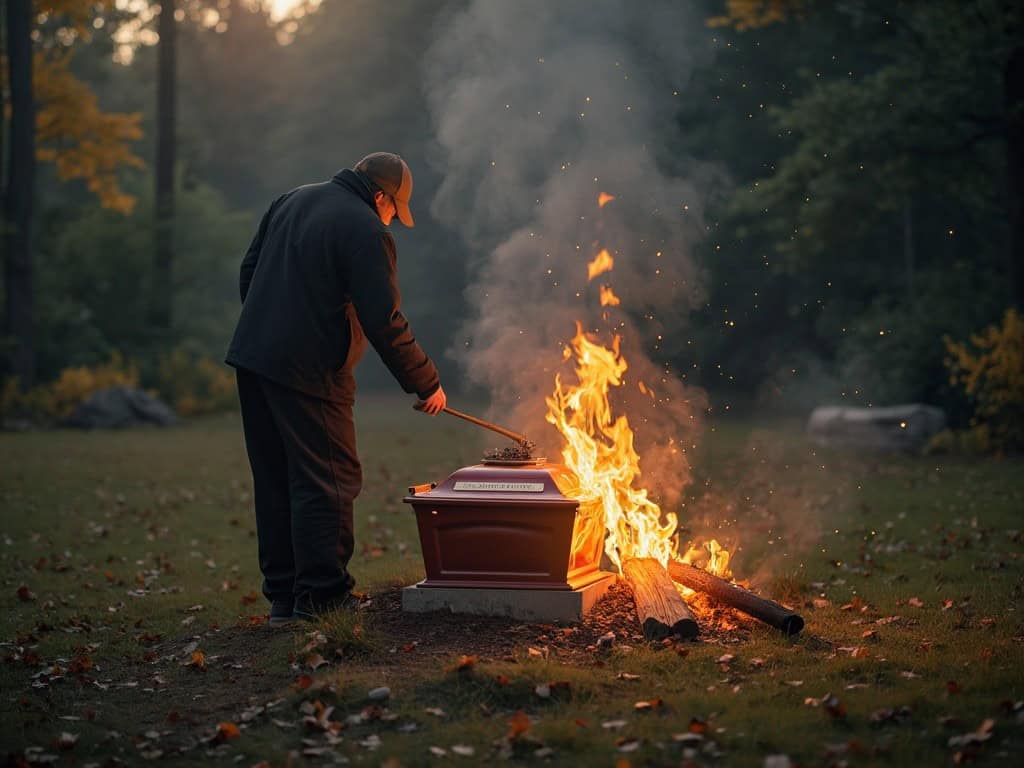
[226,152,446,624]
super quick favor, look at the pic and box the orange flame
[598,192,616,208]
[587,249,614,281]
[599,285,621,306]
[547,291,731,580]
[546,324,680,569]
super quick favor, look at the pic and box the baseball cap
[353,152,414,227]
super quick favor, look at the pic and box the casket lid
[404,462,579,506]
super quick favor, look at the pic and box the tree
[3,0,36,387]
[151,0,176,331]
[716,0,1023,309]
[2,1,144,387]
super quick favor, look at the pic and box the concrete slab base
[402,573,617,623]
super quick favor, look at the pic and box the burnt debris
[483,440,537,461]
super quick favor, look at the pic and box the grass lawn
[2,398,1022,767]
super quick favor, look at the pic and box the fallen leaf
[908,597,924,608]
[823,693,847,719]
[507,710,531,740]
[429,746,447,757]
[495,674,510,686]
[535,683,551,699]
[451,744,475,757]
[424,707,445,717]
[948,718,995,748]
[56,732,78,750]
[368,686,390,701]
[634,697,663,712]
[294,674,313,690]
[307,653,328,671]
[851,647,870,658]
[17,585,35,602]
[688,717,708,734]
[602,719,627,730]
[448,655,478,673]
[185,651,206,671]
[617,737,640,753]
[214,722,240,742]
[68,655,93,674]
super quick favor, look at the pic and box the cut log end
[667,559,805,636]
[622,557,699,640]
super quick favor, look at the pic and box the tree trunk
[1006,45,1024,310]
[621,558,699,640]
[3,0,35,388]
[152,0,177,330]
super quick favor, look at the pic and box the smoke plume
[424,1,716,507]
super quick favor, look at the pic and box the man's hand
[414,385,447,415]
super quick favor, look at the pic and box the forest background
[1,0,1020,447]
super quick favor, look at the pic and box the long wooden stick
[667,560,804,636]
[622,558,699,640]
[441,406,530,444]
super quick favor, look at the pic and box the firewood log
[667,560,804,636]
[621,557,699,640]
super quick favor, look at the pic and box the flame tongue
[546,324,680,570]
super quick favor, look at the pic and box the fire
[547,234,731,581]
[546,324,675,569]
[586,249,614,280]
[599,285,621,306]
[598,192,616,208]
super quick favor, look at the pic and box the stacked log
[621,558,699,640]
[666,560,804,636]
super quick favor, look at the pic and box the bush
[1,352,138,423]
[156,345,236,416]
[944,308,1024,453]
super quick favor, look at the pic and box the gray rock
[807,404,946,452]
[64,386,179,429]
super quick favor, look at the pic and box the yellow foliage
[944,309,1024,452]
[34,50,144,213]
[708,0,804,30]
[1,352,138,422]
[39,1,114,38]
[157,347,237,416]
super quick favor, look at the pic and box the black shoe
[269,599,295,627]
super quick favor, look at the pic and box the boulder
[64,387,179,429]
[807,404,946,452]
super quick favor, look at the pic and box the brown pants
[235,368,361,610]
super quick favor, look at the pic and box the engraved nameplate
[453,481,545,492]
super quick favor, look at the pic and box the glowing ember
[586,248,614,280]
[599,285,621,306]
[598,192,616,208]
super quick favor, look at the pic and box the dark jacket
[225,169,440,402]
